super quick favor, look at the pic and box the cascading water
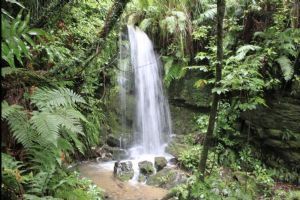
[117,25,173,183]
[129,25,173,154]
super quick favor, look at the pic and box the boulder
[169,158,178,165]
[113,161,134,181]
[147,168,187,189]
[154,157,167,171]
[138,161,154,175]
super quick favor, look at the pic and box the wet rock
[107,134,121,147]
[154,157,167,171]
[147,168,187,189]
[94,145,129,161]
[169,158,178,165]
[113,161,134,181]
[138,161,154,175]
[138,174,146,183]
[111,148,128,160]
[169,71,212,108]
[94,146,113,161]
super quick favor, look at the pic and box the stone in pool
[154,157,167,171]
[138,161,154,175]
[113,161,134,181]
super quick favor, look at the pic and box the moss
[147,168,187,189]
[138,161,154,175]
[169,71,212,108]
[118,172,134,181]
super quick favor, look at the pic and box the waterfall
[118,25,173,155]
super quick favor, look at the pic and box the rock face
[154,157,167,171]
[107,134,121,147]
[138,161,155,175]
[113,161,134,181]
[169,71,212,108]
[241,82,300,172]
[168,71,211,135]
[146,168,187,189]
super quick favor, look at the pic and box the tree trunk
[199,0,225,181]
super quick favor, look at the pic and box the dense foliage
[1,0,299,199]
[1,0,114,199]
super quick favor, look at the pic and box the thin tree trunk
[199,0,225,181]
[83,0,130,67]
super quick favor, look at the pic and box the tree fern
[276,56,294,81]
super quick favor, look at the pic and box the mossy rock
[168,71,212,108]
[113,161,134,181]
[146,168,187,189]
[138,161,154,175]
[106,134,121,147]
[154,157,167,171]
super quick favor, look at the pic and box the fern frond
[2,153,23,170]
[31,87,86,110]
[2,102,35,148]
[27,168,55,196]
[26,144,60,170]
[235,45,261,60]
[30,111,60,147]
[51,107,85,135]
[66,130,85,154]
[194,6,217,24]
[276,56,294,81]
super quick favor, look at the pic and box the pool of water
[78,162,168,200]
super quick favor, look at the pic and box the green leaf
[28,28,46,36]
[194,79,207,88]
[235,45,261,61]
[5,0,25,8]
[184,65,208,72]
[276,56,294,81]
